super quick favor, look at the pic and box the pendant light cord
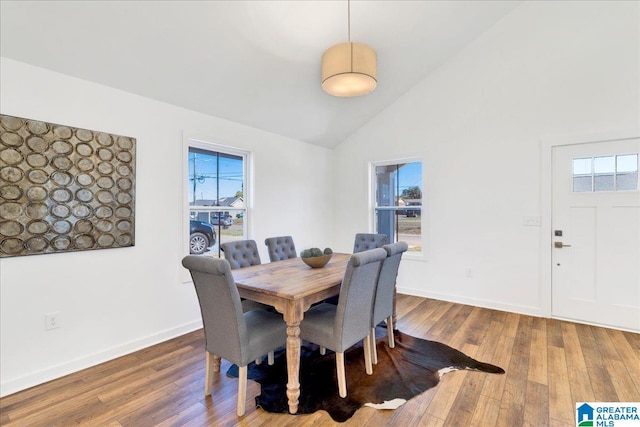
[347,0,351,42]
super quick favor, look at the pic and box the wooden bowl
[301,254,332,268]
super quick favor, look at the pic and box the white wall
[332,1,639,314]
[0,58,334,396]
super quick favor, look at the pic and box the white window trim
[181,134,253,282]
[369,157,426,261]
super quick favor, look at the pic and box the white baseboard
[397,288,639,333]
[397,286,544,318]
[551,315,639,334]
[0,320,202,398]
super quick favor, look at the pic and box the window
[573,153,638,192]
[185,141,249,257]
[372,160,423,253]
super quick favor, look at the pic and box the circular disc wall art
[0,114,136,257]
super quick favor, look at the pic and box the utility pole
[192,153,197,205]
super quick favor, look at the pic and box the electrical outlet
[465,268,473,278]
[45,312,60,330]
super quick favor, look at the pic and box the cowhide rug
[227,326,505,422]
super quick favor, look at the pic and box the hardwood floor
[1,295,639,426]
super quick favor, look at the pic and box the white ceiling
[0,1,521,148]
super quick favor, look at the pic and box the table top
[233,253,350,302]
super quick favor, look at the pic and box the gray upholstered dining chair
[264,236,297,262]
[220,239,271,314]
[369,241,408,364]
[353,233,387,253]
[299,247,387,398]
[181,255,287,417]
[220,239,262,269]
[321,233,387,306]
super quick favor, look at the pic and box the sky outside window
[398,162,422,197]
[188,148,243,204]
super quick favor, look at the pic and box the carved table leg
[284,303,304,414]
[205,352,222,396]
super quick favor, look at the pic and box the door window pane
[617,154,638,173]
[573,154,638,192]
[573,158,592,192]
[616,172,638,191]
[573,158,592,175]
[573,176,592,192]
[616,154,638,191]
[594,156,615,174]
[594,174,615,192]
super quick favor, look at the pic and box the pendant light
[321,0,377,97]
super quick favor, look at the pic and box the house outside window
[372,160,423,253]
[185,141,249,257]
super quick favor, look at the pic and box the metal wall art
[0,114,136,257]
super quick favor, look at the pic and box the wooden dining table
[232,252,351,414]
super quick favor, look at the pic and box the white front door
[552,138,640,332]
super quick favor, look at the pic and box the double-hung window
[185,139,249,257]
[372,160,423,253]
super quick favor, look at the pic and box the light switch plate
[523,216,542,226]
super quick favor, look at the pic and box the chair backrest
[264,236,297,262]
[181,256,248,363]
[353,233,387,253]
[334,247,387,351]
[220,240,261,269]
[373,241,409,325]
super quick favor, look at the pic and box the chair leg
[255,357,262,365]
[268,351,274,365]
[386,316,395,348]
[336,352,347,398]
[320,346,326,355]
[363,335,373,375]
[204,352,219,396]
[237,365,247,416]
[370,327,378,365]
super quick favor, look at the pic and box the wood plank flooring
[1,295,639,426]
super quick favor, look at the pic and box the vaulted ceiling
[0,1,521,148]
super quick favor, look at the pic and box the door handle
[554,242,572,248]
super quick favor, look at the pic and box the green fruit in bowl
[301,247,333,258]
